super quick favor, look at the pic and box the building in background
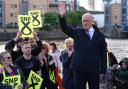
[3,0,49,28]
[4,0,21,28]
[21,0,28,15]
[69,0,74,12]
[88,0,95,10]
[111,3,121,28]
[65,0,75,11]
[0,0,3,28]
[28,0,49,14]
[0,0,78,28]
[49,0,58,13]
[48,0,76,13]
[103,0,122,31]
[121,0,128,31]
[103,0,111,31]
[74,0,79,11]
[80,0,103,11]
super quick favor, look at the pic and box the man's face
[82,15,93,30]
[21,43,32,55]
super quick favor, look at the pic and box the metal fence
[0,31,68,42]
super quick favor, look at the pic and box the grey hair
[0,52,8,64]
[82,13,93,20]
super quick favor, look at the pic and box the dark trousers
[41,78,58,89]
[73,70,99,89]
[63,78,75,89]
[0,85,12,89]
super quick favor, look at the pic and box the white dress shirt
[87,27,95,40]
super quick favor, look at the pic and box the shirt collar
[88,27,95,33]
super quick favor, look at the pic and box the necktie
[86,31,91,40]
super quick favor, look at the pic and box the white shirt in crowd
[50,50,62,72]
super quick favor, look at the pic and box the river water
[0,38,128,62]
[106,38,128,62]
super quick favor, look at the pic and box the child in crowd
[115,57,128,89]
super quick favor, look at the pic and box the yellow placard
[2,75,21,89]
[28,10,43,28]
[18,15,33,38]
[49,70,56,84]
[0,64,2,67]
[27,70,43,89]
[0,64,3,72]
[107,52,109,67]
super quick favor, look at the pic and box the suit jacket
[59,16,107,74]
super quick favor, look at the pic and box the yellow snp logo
[28,10,43,28]
[49,70,56,84]
[27,70,43,89]
[18,15,33,38]
[2,75,21,89]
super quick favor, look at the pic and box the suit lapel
[81,28,90,40]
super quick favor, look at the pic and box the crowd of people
[0,32,128,89]
[0,2,128,89]
[0,31,75,89]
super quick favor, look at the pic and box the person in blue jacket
[60,38,75,89]
[58,2,107,89]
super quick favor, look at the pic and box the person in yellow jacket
[0,52,27,89]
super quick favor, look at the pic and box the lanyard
[2,67,21,89]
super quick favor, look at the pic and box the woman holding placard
[0,52,26,89]
[38,42,58,89]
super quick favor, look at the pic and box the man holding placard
[5,31,42,63]
[15,41,42,88]
[15,41,41,79]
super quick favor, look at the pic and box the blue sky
[79,0,104,11]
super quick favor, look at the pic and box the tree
[43,8,87,31]
[66,10,87,27]
[43,12,59,28]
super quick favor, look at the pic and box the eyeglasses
[4,56,11,60]
[83,20,91,22]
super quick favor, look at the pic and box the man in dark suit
[58,2,107,89]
